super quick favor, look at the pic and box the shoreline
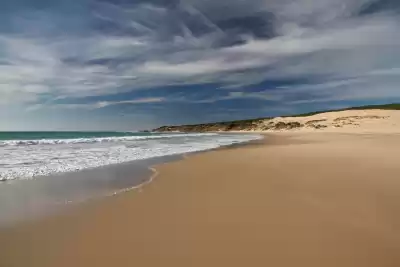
[0,134,269,230]
[0,133,261,226]
[1,132,400,266]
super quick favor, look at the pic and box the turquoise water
[0,131,150,141]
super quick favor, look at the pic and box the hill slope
[153,104,400,133]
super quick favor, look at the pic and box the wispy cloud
[1,0,400,129]
[27,97,165,111]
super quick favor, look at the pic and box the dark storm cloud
[358,0,400,15]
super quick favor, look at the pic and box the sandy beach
[1,0,400,265]
[1,129,400,267]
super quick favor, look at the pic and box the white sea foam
[0,133,217,147]
[0,133,261,181]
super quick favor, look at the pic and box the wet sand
[0,155,184,225]
[1,133,400,267]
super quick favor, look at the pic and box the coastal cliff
[154,118,266,133]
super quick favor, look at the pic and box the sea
[0,131,261,224]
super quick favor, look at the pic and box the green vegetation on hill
[290,103,400,117]
[347,103,400,110]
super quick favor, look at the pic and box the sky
[0,0,400,131]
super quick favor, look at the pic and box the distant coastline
[153,103,400,133]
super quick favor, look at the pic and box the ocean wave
[0,134,262,181]
[0,133,218,147]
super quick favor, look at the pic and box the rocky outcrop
[332,115,387,128]
[262,121,303,131]
[305,119,328,129]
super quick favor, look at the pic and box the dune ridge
[155,109,400,134]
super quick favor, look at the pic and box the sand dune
[260,109,400,133]
[154,109,400,134]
